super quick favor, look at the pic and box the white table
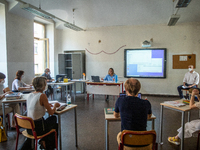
[47,82,76,101]
[86,82,123,100]
[54,104,78,150]
[71,79,89,98]
[104,108,156,150]
[2,94,29,133]
[159,99,195,150]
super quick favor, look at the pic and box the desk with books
[159,99,195,150]
[86,82,123,100]
[2,94,29,134]
[104,108,156,150]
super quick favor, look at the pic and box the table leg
[84,82,86,99]
[20,102,23,115]
[53,85,56,100]
[105,120,109,150]
[87,94,89,101]
[57,114,62,150]
[159,105,163,145]
[2,103,6,134]
[74,108,78,147]
[70,84,72,97]
[188,111,190,122]
[152,119,155,130]
[74,83,76,101]
[181,112,185,150]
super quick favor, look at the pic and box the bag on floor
[0,117,7,142]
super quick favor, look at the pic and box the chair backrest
[14,113,35,130]
[120,130,156,150]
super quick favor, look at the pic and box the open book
[164,101,186,107]
[49,101,68,111]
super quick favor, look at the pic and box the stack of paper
[5,92,22,100]
[164,101,186,107]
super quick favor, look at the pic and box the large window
[34,22,49,75]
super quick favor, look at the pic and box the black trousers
[19,115,58,150]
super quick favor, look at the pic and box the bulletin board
[173,54,196,69]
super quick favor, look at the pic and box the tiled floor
[0,94,199,150]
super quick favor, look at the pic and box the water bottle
[67,94,71,104]
[115,75,118,83]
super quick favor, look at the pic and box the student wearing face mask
[41,68,54,98]
[12,70,32,92]
[177,65,199,99]
[0,72,20,128]
[19,76,60,150]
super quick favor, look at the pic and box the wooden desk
[159,99,194,150]
[71,79,89,99]
[86,82,123,100]
[47,82,75,101]
[104,108,156,150]
[2,94,29,134]
[54,104,78,150]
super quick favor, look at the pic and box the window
[34,22,49,75]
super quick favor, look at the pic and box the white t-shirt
[27,92,46,120]
[12,79,27,91]
[183,71,199,85]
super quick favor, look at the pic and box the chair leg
[197,132,200,150]
[15,132,19,150]
[35,140,37,150]
[7,114,10,129]
[55,131,58,150]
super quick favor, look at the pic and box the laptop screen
[91,76,100,82]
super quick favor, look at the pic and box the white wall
[60,23,200,95]
[6,12,34,88]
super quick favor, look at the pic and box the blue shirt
[115,96,152,131]
[41,73,52,80]
[104,74,117,81]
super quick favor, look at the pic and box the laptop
[91,76,100,82]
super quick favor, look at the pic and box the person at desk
[102,68,118,101]
[41,68,54,98]
[114,78,152,148]
[19,76,60,150]
[0,72,20,128]
[12,70,32,92]
[168,88,200,145]
[177,65,199,99]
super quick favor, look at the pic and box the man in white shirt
[177,65,199,99]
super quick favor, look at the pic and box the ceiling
[6,0,200,30]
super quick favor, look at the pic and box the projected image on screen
[124,48,166,78]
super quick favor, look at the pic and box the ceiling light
[176,0,192,8]
[21,3,55,19]
[167,15,180,26]
[64,22,84,31]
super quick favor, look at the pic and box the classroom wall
[59,23,200,95]
[6,12,35,88]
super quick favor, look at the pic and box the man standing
[41,68,54,97]
[114,78,152,147]
[177,65,199,99]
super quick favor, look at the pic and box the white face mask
[48,72,51,75]
[0,80,5,85]
[44,84,48,91]
[188,68,193,72]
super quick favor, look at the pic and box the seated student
[114,78,152,149]
[101,68,118,100]
[12,70,32,92]
[168,88,200,145]
[41,68,54,97]
[19,76,60,150]
[0,72,20,128]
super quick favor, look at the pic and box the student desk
[104,108,156,150]
[54,104,78,150]
[47,82,76,101]
[159,99,194,150]
[71,79,89,98]
[86,82,123,100]
[2,94,29,134]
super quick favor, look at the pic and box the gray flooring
[0,94,199,150]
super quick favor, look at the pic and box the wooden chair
[14,113,58,150]
[119,130,157,150]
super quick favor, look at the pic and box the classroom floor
[0,94,199,150]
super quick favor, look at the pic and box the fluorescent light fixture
[176,0,192,8]
[21,3,55,19]
[64,22,84,31]
[167,15,180,26]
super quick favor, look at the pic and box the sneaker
[181,97,186,100]
[168,136,180,145]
